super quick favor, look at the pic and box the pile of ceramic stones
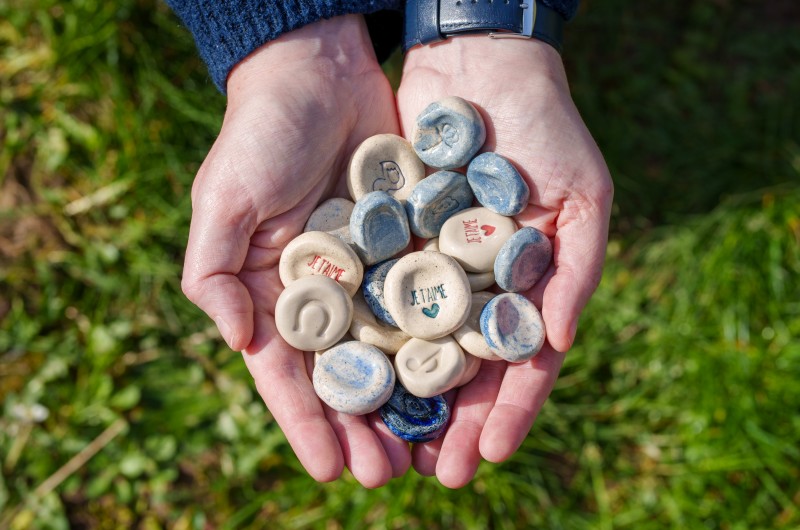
[274,96,552,443]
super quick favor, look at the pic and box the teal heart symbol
[422,303,440,319]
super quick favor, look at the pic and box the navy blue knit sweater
[166,1,579,93]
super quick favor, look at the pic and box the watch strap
[404,0,565,53]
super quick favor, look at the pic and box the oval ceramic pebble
[456,352,482,387]
[275,275,353,352]
[379,382,450,443]
[394,336,466,398]
[479,293,546,363]
[350,191,411,266]
[453,291,501,361]
[347,134,425,203]
[362,258,399,326]
[422,238,439,252]
[405,170,474,238]
[303,198,356,248]
[383,251,472,340]
[412,96,486,170]
[314,333,353,365]
[494,226,553,292]
[466,270,496,292]
[467,153,530,216]
[313,341,395,415]
[349,291,411,355]
[279,231,363,296]
[438,207,517,273]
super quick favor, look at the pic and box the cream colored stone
[275,275,353,352]
[453,291,502,361]
[422,238,439,252]
[467,270,496,292]
[438,207,517,273]
[456,352,482,387]
[347,134,426,203]
[303,198,355,248]
[279,231,363,296]
[349,291,410,355]
[383,251,472,341]
[394,336,466,398]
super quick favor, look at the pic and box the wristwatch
[403,0,565,53]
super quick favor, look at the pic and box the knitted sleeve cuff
[165,1,403,93]
[543,0,580,21]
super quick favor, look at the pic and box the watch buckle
[489,2,536,39]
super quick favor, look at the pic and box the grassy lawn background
[1,0,798,528]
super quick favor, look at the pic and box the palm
[397,37,613,486]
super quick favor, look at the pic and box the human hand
[397,36,614,487]
[180,15,411,487]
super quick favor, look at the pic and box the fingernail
[214,316,234,349]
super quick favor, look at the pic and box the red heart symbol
[481,225,496,236]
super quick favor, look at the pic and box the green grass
[1,0,799,528]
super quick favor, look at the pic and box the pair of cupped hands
[181,15,613,488]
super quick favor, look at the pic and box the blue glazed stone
[494,226,552,292]
[362,259,400,327]
[313,341,396,415]
[405,171,474,238]
[350,191,411,266]
[379,382,450,443]
[467,152,530,216]
[412,96,486,170]
[479,293,546,363]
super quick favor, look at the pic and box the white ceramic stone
[275,275,353,352]
[480,293,546,363]
[383,251,472,341]
[349,291,411,355]
[438,207,517,273]
[456,352,482,387]
[347,134,426,203]
[422,238,439,252]
[412,96,486,170]
[279,231,364,296]
[467,270,496,292]
[453,291,502,361]
[394,336,466,398]
[313,341,395,415]
[303,198,355,248]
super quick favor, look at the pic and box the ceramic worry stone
[405,170,474,238]
[453,291,502,361]
[313,341,395,415]
[350,191,411,266]
[494,226,553,293]
[303,198,356,248]
[279,231,364,296]
[412,96,486,170]
[467,152,530,216]
[379,382,450,443]
[350,291,411,355]
[383,251,472,341]
[394,336,466,398]
[438,207,517,273]
[362,259,399,327]
[347,134,426,203]
[275,275,353,352]
[480,293,546,363]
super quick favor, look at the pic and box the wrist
[227,15,380,98]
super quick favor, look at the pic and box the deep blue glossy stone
[379,382,450,443]
[405,170,474,239]
[412,97,486,170]
[350,191,411,266]
[362,259,400,327]
[494,226,552,292]
[467,152,530,216]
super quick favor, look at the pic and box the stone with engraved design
[279,231,363,296]
[438,207,517,273]
[412,96,486,170]
[394,336,466,398]
[405,170,474,238]
[347,133,425,203]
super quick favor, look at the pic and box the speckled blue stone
[479,293,546,363]
[412,98,486,170]
[494,227,553,292]
[379,382,450,443]
[362,259,400,327]
[405,171,474,238]
[350,191,411,266]
[466,153,530,216]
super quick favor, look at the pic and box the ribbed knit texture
[166,1,579,93]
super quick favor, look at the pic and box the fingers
[479,345,565,463]
[323,408,394,488]
[367,412,413,478]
